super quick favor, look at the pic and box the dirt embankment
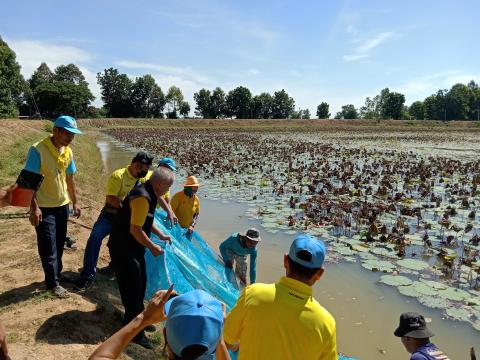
[0,120,165,359]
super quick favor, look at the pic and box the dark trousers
[35,205,69,289]
[110,248,147,327]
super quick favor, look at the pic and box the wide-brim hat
[394,312,435,338]
[241,228,261,242]
[184,175,200,187]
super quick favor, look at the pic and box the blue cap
[288,234,327,269]
[165,290,223,358]
[158,157,177,171]
[53,115,82,134]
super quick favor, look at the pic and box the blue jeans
[80,211,115,280]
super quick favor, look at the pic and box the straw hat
[184,175,200,187]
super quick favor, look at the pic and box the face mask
[137,170,148,178]
[184,187,194,197]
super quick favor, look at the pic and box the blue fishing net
[145,210,357,360]
[145,210,240,310]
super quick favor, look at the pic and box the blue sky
[2,0,479,115]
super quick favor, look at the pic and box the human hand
[72,203,81,218]
[187,226,194,234]
[29,207,42,227]
[0,320,9,358]
[166,212,178,226]
[141,285,176,326]
[150,244,164,257]
[0,184,16,208]
[239,276,247,285]
[159,233,172,245]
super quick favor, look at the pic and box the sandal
[51,285,70,298]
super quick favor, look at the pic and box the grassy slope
[0,120,166,360]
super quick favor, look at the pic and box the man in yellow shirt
[75,151,154,291]
[25,115,82,299]
[223,234,337,360]
[170,175,200,237]
[108,167,174,349]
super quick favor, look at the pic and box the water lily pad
[379,274,413,287]
[418,296,451,309]
[438,287,472,301]
[411,281,439,296]
[361,259,396,272]
[397,259,430,271]
[446,307,472,322]
[398,285,422,298]
[418,278,448,290]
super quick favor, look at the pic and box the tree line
[1,36,479,120]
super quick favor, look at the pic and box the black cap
[394,312,435,338]
[132,151,153,166]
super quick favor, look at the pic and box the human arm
[151,223,172,244]
[318,320,338,360]
[25,147,42,226]
[104,170,123,208]
[0,320,9,359]
[219,238,233,268]
[223,287,247,347]
[89,287,174,360]
[0,184,16,208]
[129,197,163,256]
[249,249,257,284]
[188,213,199,234]
[66,174,81,218]
[158,195,177,225]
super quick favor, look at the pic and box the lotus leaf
[397,259,430,271]
[379,275,413,287]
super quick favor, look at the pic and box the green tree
[382,91,405,119]
[0,36,26,118]
[166,86,184,118]
[316,102,330,118]
[29,63,94,118]
[446,83,471,120]
[226,86,252,119]
[179,101,191,118]
[29,62,54,91]
[131,75,165,118]
[211,87,226,118]
[302,109,311,119]
[409,101,425,120]
[97,68,134,117]
[468,81,480,120]
[193,88,212,118]
[424,90,447,120]
[336,104,358,119]
[252,92,273,119]
[272,89,294,118]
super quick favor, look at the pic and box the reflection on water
[96,135,478,360]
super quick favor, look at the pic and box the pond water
[96,134,479,360]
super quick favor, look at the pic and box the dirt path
[0,121,165,359]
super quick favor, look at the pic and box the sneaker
[74,278,94,291]
[132,333,153,349]
[97,265,115,276]
[144,324,156,332]
[51,285,70,298]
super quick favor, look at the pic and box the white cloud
[343,32,396,62]
[8,39,93,77]
[247,68,260,76]
[8,39,102,106]
[399,71,480,103]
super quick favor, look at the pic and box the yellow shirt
[170,191,200,228]
[105,167,151,200]
[223,276,337,360]
[130,197,149,226]
[26,137,74,208]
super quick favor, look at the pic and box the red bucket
[10,187,34,207]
